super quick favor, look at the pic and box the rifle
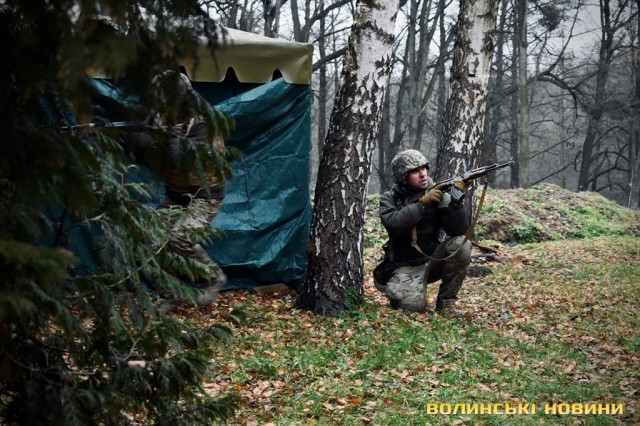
[60,120,148,134]
[60,118,184,135]
[435,159,514,203]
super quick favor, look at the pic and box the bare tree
[376,0,455,192]
[206,0,263,32]
[482,0,510,182]
[298,0,400,316]
[578,0,633,191]
[290,0,353,42]
[631,0,640,207]
[516,0,532,187]
[317,1,329,156]
[434,0,452,149]
[263,0,288,36]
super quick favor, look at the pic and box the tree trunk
[632,0,640,207]
[434,4,448,152]
[391,55,409,155]
[415,0,452,152]
[317,4,328,157]
[482,0,509,182]
[408,0,433,150]
[436,0,499,186]
[516,0,531,188]
[578,0,614,191]
[378,83,393,193]
[298,0,399,316]
[509,15,520,188]
[263,0,283,37]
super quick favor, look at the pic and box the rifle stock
[435,159,514,202]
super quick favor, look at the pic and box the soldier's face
[406,166,428,189]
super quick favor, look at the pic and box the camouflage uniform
[375,150,471,314]
[158,119,227,307]
[159,194,226,307]
[126,71,228,307]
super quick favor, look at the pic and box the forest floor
[178,184,640,425]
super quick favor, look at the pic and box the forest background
[1,0,639,424]
[189,3,640,424]
[209,0,640,207]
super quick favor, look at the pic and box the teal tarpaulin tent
[90,29,314,290]
[210,77,312,289]
[183,29,314,290]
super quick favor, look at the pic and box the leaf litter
[173,184,639,425]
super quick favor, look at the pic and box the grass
[201,235,639,425]
[474,184,640,243]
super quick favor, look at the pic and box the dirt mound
[365,183,640,247]
[475,183,640,244]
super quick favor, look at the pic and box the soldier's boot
[196,269,227,306]
[158,299,184,314]
[435,270,468,318]
[435,299,467,318]
[435,238,471,318]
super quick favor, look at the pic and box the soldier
[374,149,471,316]
[125,70,229,310]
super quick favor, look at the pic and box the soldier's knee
[385,275,427,313]
[444,236,471,264]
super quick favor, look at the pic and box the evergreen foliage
[0,1,238,424]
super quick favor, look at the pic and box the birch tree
[435,0,499,185]
[297,0,400,316]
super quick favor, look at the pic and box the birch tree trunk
[435,0,499,184]
[297,0,399,316]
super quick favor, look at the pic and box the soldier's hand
[453,179,467,192]
[420,186,444,207]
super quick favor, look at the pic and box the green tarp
[208,78,312,289]
[61,76,311,290]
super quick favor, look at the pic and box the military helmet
[391,149,429,183]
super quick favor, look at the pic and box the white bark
[299,0,399,316]
[437,0,499,178]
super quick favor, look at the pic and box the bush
[0,2,237,424]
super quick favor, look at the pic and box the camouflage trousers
[159,197,227,296]
[381,236,471,312]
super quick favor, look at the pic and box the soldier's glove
[453,179,467,192]
[450,179,468,205]
[420,187,444,207]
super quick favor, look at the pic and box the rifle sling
[410,182,488,262]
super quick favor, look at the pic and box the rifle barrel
[436,160,514,187]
